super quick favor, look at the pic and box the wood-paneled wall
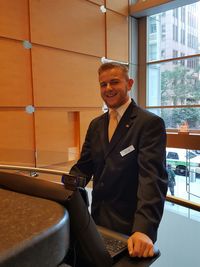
[0,0,129,170]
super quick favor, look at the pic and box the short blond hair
[98,62,129,80]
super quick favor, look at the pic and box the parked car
[195,150,200,155]
[166,148,200,178]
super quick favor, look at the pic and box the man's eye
[110,80,119,85]
[100,83,107,87]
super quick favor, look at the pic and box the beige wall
[0,0,129,170]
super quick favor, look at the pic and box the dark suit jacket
[70,100,168,242]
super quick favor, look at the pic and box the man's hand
[127,232,154,258]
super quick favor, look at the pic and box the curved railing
[1,164,200,212]
[166,195,200,212]
[0,164,68,176]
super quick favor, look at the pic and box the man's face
[99,67,134,109]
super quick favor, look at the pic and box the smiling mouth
[106,93,117,98]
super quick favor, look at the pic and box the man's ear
[128,79,134,90]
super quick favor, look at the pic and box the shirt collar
[109,98,131,121]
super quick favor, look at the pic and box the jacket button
[100,182,104,187]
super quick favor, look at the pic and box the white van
[166,148,200,178]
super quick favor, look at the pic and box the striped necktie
[108,110,118,141]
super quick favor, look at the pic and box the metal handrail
[0,164,68,176]
[166,195,200,212]
[1,164,200,212]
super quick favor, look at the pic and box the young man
[69,62,168,258]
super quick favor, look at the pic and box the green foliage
[161,65,200,129]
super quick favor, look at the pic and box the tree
[161,65,200,129]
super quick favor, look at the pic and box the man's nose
[106,82,112,90]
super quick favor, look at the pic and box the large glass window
[166,147,200,200]
[165,147,200,221]
[147,2,200,131]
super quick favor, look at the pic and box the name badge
[120,145,135,157]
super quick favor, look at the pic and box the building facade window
[173,24,178,42]
[173,8,178,18]
[149,17,157,33]
[181,7,186,23]
[181,29,185,45]
[173,50,178,64]
[180,52,185,66]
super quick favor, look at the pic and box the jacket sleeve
[132,115,168,243]
[69,121,94,185]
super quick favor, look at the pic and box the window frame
[137,12,200,148]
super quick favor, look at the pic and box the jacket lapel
[99,112,110,154]
[104,100,138,159]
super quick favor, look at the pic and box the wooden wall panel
[106,0,129,15]
[106,10,129,62]
[0,110,35,165]
[0,0,29,40]
[30,0,105,57]
[0,39,33,106]
[79,109,102,147]
[32,46,102,107]
[0,0,129,170]
[34,110,79,167]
